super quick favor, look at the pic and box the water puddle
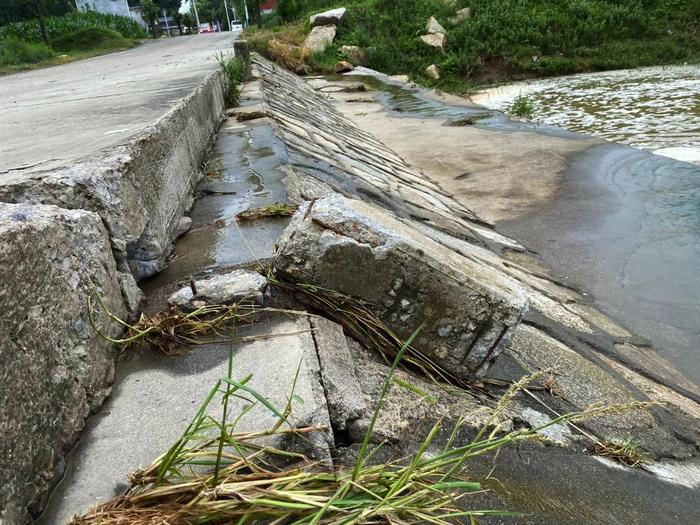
[473,65,700,163]
[142,119,290,304]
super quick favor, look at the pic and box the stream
[473,65,700,164]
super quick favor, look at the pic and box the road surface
[0,33,234,174]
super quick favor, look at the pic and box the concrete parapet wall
[0,70,226,282]
[0,203,127,523]
[0,70,227,522]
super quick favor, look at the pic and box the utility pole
[163,9,171,36]
[244,0,250,27]
[223,0,232,31]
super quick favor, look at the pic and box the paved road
[0,33,234,174]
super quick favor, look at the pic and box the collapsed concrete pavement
[3,45,700,524]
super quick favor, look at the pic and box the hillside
[250,0,700,91]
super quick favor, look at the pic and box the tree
[33,0,50,45]
[140,0,160,37]
[0,0,73,26]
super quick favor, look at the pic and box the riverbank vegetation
[248,0,700,92]
[0,11,145,73]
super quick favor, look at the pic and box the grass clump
[0,37,54,66]
[509,95,535,119]
[51,27,131,53]
[73,308,654,525]
[594,436,650,467]
[237,203,299,221]
[216,52,247,107]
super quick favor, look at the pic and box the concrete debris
[168,269,268,310]
[449,7,471,25]
[426,16,446,34]
[420,32,446,52]
[0,203,127,523]
[339,45,368,66]
[425,64,440,80]
[310,7,347,27]
[303,25,337,54]
[335,60,355,73]
[275,194,528,379]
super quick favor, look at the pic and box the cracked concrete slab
[39,314,333,524]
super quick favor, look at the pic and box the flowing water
[473,65,700,164]
[350,68,700,384]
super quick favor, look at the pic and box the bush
[51,27,130,52]
[0,11,146,43]
[0,37,54,66]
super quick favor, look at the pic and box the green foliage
[509,95,535,118]
[0,37,54,66]
[0,0,74,26]
[50,27,130,52]
[0,11,146,43]
[269,0,699,90]
[216,52,247,106]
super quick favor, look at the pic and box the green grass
[0,37,54,67]
[0,11,146,43]
[0,11,144,74]
[254,0,700,93]
[509,95,535,119]
[216,52,247,106]
[50,27,131,53]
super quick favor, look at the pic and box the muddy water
[358,72,700,384]
[473,65,700,164]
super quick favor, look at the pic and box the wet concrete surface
[141,117,290,304]
[39,113,296,522]
[499,143,700,383]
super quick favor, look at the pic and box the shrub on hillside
[51,27,130,52]
[0,11,146,43]
[0,37,54,66]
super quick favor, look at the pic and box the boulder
[168,269,268,311]
[420,32,446,52]
[268,39,309,74]
[456,7,472,21]
[310,7,347,27]
[303,25,337,54]
[340,45,368,66]
[426,16,446,34]
[448,8,472,25]
[425,64,440,80]
[334,60,354,73]
[0,203,126,522]
[274,194,528,379]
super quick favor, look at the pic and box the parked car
[231,20,244,32]
[198,23,214,33]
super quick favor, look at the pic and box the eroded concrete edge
[0,69,227,523]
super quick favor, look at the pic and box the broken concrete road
[275,194,528,378]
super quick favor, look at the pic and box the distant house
[260,0,278,15]
[75,0,148,28]
[75,0,130,17]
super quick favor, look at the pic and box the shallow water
[474,65,700,163]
